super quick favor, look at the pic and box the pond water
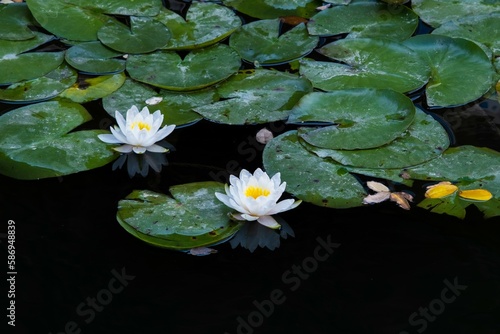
[2,1,500,334]
[3,94,500,334]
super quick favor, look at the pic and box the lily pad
[0,2,37,40]
[307,1,418,41]
[97,15,171,54]
[263,130,367,208]
[418,187,500,220]
[406,145,500,198]
[411,0,500,28]
[64,41,126,75]
[222,0,322,19]
[0,100,118,180]
[0,62,77,103]
[431,13,500,57]
[229,18,319,66]
[403,35,497,108]
[0,31,64,85]
[193,69,313,125]
[288,88,416,150]
[58,72,126,103]
[302,105,450,168]
[126,44,241,91]
[102,78,215,127]
[301,38,429,93]
[156,3,242,50]
[116,182,242,250]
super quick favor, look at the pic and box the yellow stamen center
[131,121,151,131]
[245,186,270,199]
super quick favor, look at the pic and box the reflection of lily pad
[222,0,322,19]
[303,106,450,168]
[307,1,418,41]
[263,130,367,208]
[157,3,242,50]
[126,44,241,91]
[229,18,319,65]
[194,69,313,124]
[288,88,416,150]
[0,31,64,85]
[404,35,496,108]
[65,41,126,75]
[116,182,242,250]
[97,16,171,54]
[0,63,77,103]
[102,78,214,127]
[301,38,429,93]
[0,100,118,180]
[59,72,126,103]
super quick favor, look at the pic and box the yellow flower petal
[425,182,458,198]
[458,189,493,201]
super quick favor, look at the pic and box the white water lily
[98,105,175,154]
[215,168,302,229]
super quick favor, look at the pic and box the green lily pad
[193,69,313,124]
[229,18,319,66]
[302,105,450,168]
[126,44,241,91]
[25,0,116,42]
[156,3,242,50]
[0,31,64,85]
[64,41,126,75]
[403,35,497,108]
[288,88,416,150]
[97,15,171,54]
[116,182,242,250]
[222,0,323,19]
[58,72,126,103]
[307,1,418,41]
[263,130,367,208]
[411,0,500,28]
[102,78,215,127]
[431,13,500,57]
[406,145,500,198]
[417,179,500,220]
[25,0,162,41]
[0,62,77,103]
[0,100,118,180]
[301,38,429,93]
[0,2,37,41]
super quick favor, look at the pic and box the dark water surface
[2,95,500,334]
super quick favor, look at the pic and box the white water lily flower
[98,105,175,154]
[215,168,302,229]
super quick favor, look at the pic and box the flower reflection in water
[112,140,175,177]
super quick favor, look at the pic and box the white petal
[266,199,301,215]
[115,111,127,131]
[215,192,233,208]
[146,144,167,153]
[110,126,129,144]
[363,192,391,204]
[113,145,133,153]
[152,124,175,141]
[98,133,122,144]
[240,213,259,221]
[367,181,390,193]
[257,215,281,229]
[132,146,147,154]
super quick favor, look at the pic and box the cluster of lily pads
[1,0,499,252]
